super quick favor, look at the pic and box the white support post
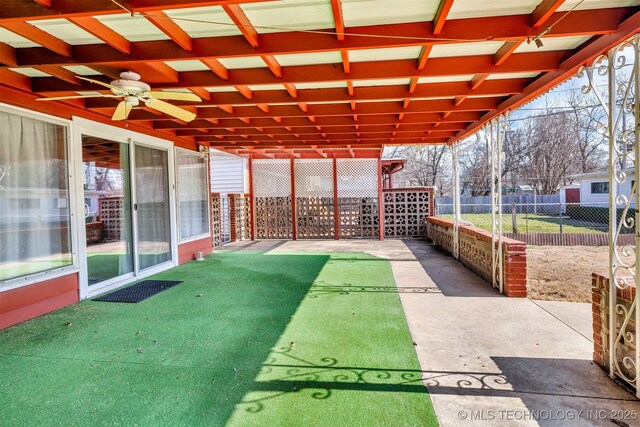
[452,143,460,260]
[488,117,506,293]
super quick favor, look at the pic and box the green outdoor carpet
[0,249,437,427]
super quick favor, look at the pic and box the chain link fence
[435,201,634,246]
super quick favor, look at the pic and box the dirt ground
[527,246,628,303]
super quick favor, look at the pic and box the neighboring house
[210,149,248,195]
[561,170,635,209]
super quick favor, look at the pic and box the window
[176,149,210,241]
[591,182,609,194]
[0,111,72,283]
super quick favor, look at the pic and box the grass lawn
[0,249,437,426]
[441,213,608,234]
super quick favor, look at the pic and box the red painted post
[248,157,255,241]
[378,156,384,241]
[333,156,339,240]
[290,157,297,240]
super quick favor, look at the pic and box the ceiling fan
[36,71,201,122]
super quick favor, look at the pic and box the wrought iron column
[451,143,460,260]
[487,115,508,293]
[580,35,640,395]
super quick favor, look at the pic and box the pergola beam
[11,10,623,67]
[451,10,640,143]
[531,0,567,28]
[432,0,454,35]
[97,97,500,121]
[223,4,259,47]
[0,42,16,66]
[0,21,71,56]
[330,0,345,41]
[0,0,273,21]
[68,17,131,54]
[83,79,527,109]
[32,52,564,93]
[145,11,193,51]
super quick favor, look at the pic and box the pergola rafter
[0,0,637,156]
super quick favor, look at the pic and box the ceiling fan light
[125,96,140,106]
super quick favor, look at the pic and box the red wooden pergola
[1,0,639,159]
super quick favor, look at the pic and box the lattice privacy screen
[252,159,293,239]
[336,159,379,239]
[294,159,334,239]
[384,189,433,239]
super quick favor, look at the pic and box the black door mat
[93,280,183,303]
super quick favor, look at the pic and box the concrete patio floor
[248,239,640,427]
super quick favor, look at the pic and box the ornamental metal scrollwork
[580,35,640,394]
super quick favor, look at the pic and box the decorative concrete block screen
[252,159,293,239]
[426,217,527,297]
[383,188,434,239]
[99,197,124,242]
[294,159,335,239]
[336,159,379,239]
[211,193,221,248]
[230,194,251,241]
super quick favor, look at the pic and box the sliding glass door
[81,136,134,286]
[134,145,172,270]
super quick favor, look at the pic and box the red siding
[0,273,79,330]
[178,236,212,265]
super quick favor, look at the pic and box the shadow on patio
[0,246,437,426]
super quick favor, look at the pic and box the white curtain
[0,111,71,281]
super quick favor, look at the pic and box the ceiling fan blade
[37,94,121,101]
[146,99,197,122]
[112,101,133,121]
[77,76,121,91]
[147,91,202,102]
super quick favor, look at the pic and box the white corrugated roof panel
[342,0,440,27]
[429,41,504,58]
[349,46,422,63]
[164,60,209,72]
[9,67,51,77]
[418,75,474,83]
[0,27,40,48]
[558,0,640,11]
[62,65,102,76]
[27,18,104,45]
[274,51,342,66]
[241,0,335,34]
[218,56,267,69]
[353,78,411,87]
[486,72,540,80]
[163,6,242,37]
[514,35,592,54]
[295,81,349,89]
[448,0,540,19]
[247,84,287,91]
[96,14,170,42]
[205,86,238,92]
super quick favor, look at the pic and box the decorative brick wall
[426,217,527,297]
[592,273,636,382]
[85,221,103,245]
